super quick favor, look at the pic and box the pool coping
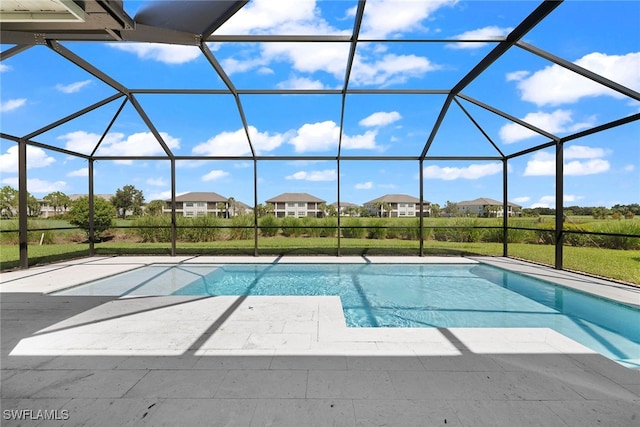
[1,255,638,307]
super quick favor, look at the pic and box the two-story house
[265,193,326,218]
[363,194,431,217]
[458,197,522,217]
[164,192,247,218]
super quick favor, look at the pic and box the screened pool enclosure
[1,0,638,271]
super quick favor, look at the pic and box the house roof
[458,198,522,208]
[330,201,359,208]
[68,194,112,201]
[364,194,422,204]
[265,193,325,203]
[168,192,228,203]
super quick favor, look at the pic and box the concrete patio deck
[1,256,639,426]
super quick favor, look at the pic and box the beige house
[38,194,112,218]
[363,194,430,217]
[164,192,247,218]
[458,197,522,217]
[266,193,326,218]
[330,201,360,216]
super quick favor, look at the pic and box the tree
[43,191,71,216]
[111,185,144,219]
[27,194,40,217]
[216,202,226,217]
[68,196,114,240]
[146,200,166,216]
[443,200,459,217]
[255,203,273,218]
[227,197,236,218]
[0,185,18,217]
[430,203,441,218]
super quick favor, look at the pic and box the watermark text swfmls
[3,409,70,421]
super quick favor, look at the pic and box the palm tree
[227,197,236,218]
[216,202,226,218]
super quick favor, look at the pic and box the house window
[185,202,194,207]
[287,202,296,208]
[287,211,295,216]
[185,211,194,217]
[196,202,205,208]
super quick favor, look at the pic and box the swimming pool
[54,262,640,367]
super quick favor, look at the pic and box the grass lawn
[1,238,638,285]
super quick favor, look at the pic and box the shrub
[229,214,254,240]
[259,214,279,237]
[341,218,366,238]
[592,221,640,250]
[300,216,319,237]
[368,219,388,239]
[68,196,114,240]
[181,215,221,242]
[134,215,171,242]
[280,217,301,237]
[319,217,337,237]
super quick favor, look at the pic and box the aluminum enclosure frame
[1,0,639,270]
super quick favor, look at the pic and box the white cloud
[289,121,379,152]
[564,145,607,159]
[359,111,401,127]
[447,25,512,49]
[146,177,166,186]
[216,0,455,87]
[506,70,529,82]
[564,159,610,176]
[59,130,180,157]
[564,194,584,203]
[193,126,285,156]
[623,164,635,172]
[0,98,26,112]
[523,147,611,176]
[530,194,583,208]
[202,170,229,182]
[512,51,640,106]
[55,80,92,94]
[289,121,338,152]
[110,43,201,64]
[147,190,172,201]
[343,130,379,150]
[1,177,67,194]
[276,76,325,89]
[67,168,88,177]
[285,169,336,181]
[0,64,10,72]
[217,0,328,35]
[351,53,439,86]
[355,181,373,190]
[0,145,56,174]
[512,196,531,204]
[422,163,502,180]
[221,56,270,75]
[359,0,457,38]
[499,109,593,144]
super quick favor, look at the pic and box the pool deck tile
[1,256,639,426]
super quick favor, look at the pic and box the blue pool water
[54,263,640,367]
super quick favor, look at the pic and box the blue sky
[1,0,638,209]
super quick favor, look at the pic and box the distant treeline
[523,204,640,218]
